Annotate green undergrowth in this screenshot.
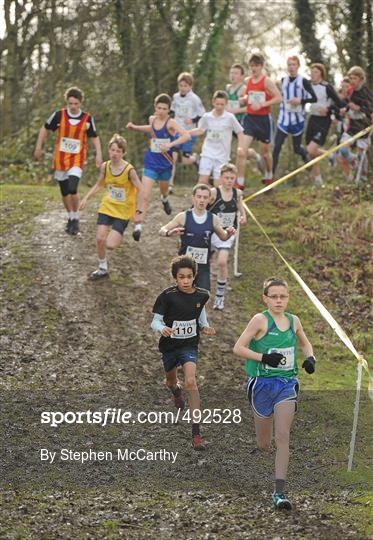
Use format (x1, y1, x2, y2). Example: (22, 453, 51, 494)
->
(233, 179, 372, 535)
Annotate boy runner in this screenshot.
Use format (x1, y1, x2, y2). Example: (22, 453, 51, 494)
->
(236, 53, 282, 189)
(34, 86, 102, 235)
(305, 63, 345, 186)
(207, 163, 247, 310)
(226, 64, 264, 179)
(272, 56, 317, 178)
(336, 66, 373, 183)
(79, 134, 143, 279)
(159, 184, 235, 291)
(169, 72, 205, 193)
(226, 63, 247, 124)
(189, 91, 245, 186)
(126, 93, 190, 231)
(151, 255, 215, 450)
(233, 277, 316, 510)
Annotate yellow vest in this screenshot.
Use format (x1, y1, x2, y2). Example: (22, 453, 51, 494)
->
(98, 161, 136, 220)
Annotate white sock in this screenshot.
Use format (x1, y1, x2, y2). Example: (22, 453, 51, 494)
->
(265, 170, 273, 179)
(161, 195, 168, 202)
(70, 211, 79, 220)
(98, 258, 108, 271)
(68, 211, 74, 220)
(134, 223, 142, 231)
(315, 174, 322, 183)
(237, 177, 244, 187)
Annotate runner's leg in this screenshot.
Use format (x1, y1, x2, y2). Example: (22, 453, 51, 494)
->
(254, 413, 273, 451)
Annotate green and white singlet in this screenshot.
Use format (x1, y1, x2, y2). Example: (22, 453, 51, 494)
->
(246, 310, 298, 379)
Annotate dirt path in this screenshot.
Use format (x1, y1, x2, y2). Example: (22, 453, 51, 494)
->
(0, 189, 366, 539)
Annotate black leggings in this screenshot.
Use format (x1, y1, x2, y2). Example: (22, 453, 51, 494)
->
(272, 130, 308, 174)
(58, 175, 80, 197)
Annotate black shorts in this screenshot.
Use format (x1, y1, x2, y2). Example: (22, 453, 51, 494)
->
(305, 115, 331, 146)
(243, 114, 273, 144)
(97, 213, 129, 235)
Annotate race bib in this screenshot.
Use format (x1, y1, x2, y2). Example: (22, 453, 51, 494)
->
(248, 91, 266, 105)
(218, 212, 236, 229)
(60, 137, 81, 154)
(186, 246, 208, 264)
(285, 102, 302, 113)
(177, 104, 191, 117)
(207, 129, 224, 142)
(108, 185, 126, 202)
(228, 99, 240, 109)
(266, 347, 295, 371)
(150, 138, 170, 153)
(171, 319, 197, 339)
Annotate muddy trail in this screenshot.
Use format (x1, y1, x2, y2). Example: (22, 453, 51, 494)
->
(0, 188, 370, 539)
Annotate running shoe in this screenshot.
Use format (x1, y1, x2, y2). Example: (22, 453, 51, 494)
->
(173, 384, 185, 410)
(192, 434, 206, 451)
(262, 178, 274, 187)
(314, 177, 325, 188)
(213, 296, 224, 310)
(162, 199, 172, 215)
(70, 219, 79, 235)
(65, 219, 73, 234)
(132, 229, 141, 241)
(272, 492, 292, 510)
(89, 268, 109, 281)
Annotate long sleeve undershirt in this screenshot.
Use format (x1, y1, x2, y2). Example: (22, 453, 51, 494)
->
(151, 306, 209, 333)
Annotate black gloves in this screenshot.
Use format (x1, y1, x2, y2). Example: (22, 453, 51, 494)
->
(262, 352, 285, 368)
(302, 356, 316, 374)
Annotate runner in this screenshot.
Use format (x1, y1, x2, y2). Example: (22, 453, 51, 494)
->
(305, 63, 346, 186)
(272, 56, 317, 177)
(34, 86, 102, 235)
(226, 64, 264, 178)
(151, 255, 216, 450)
(236, 53, 282, 189)
(207, 163, 246, 310)
(233, 277, 316, 510)
(169, 72, 205, 193)
(226, 63, 247, 124)
(336, 66, 373, 183)
(189, 91, 245, 186)
(79, 134, 143, 279)
(126, 93, 190, 227)
(159, 183, 235, 291)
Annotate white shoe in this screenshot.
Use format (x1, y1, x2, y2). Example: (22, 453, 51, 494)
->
(213, 296, 224, 310)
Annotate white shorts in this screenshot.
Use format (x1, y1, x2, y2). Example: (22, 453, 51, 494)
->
(54, 166, 83, 181)
(199, 156, 225, 180)
(340, 131, 370, 151)
(211, 232, 235, 250)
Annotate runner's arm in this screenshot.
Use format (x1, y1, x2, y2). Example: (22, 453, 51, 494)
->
(91, 136, 103, 168)
(264, 78, 282, 106)
(151, 313, 174, 337)
(233, 314, 267, 361)
(294, 316, 314, 357)
(79, 163, 106, 210)
(129, 168, 144, 224)
(237, 193, 247, 224)
(126, 122, 152, 133)
(34, 127, 48, 160)
(213, 214, 236, 240)
(301, 79, 317, 105)
(165, 119, 191, 147)
(159, 212, 186, 237)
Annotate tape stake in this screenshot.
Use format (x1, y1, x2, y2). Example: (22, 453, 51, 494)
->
(348, 362, 363, 471)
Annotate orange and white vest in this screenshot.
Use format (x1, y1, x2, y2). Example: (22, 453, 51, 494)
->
(53, 109, 89, 171)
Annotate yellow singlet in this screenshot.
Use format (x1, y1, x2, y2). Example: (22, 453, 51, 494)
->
(98, 161, 136, 220)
